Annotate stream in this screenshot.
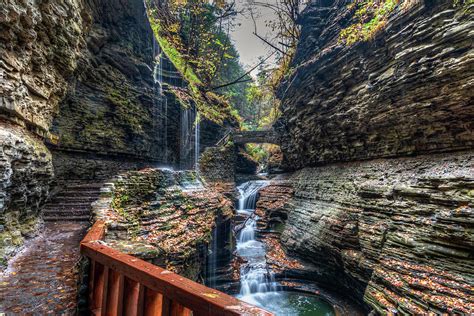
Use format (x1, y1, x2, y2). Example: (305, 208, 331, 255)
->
(234, 181, 335, 316)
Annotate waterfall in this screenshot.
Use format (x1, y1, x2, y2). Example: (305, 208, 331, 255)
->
(236, 181, 280, 305)
(207, 226, 218, 288)
(180, 104, 200, 170)
(152, 38, 168, 163)
(194, 111, 200, 172)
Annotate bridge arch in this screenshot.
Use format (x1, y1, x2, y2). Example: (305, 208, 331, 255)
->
(232, 130, 279, 145)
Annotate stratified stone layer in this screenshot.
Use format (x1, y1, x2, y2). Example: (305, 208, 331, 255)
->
(0, 0, 88, 133)
(0, 121, 52, 266)
(276, 151, 473, 314)
(93, 168, 234, 281)
(277, 2, 474, 169)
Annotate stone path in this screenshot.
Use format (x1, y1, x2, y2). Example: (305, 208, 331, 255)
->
(0, 222, 88, 315)
(0, 182, 103, 314)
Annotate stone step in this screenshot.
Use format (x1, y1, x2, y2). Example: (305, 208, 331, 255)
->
(64, 184, 103, 191)
(41, 181, 103, 222)
(43, 215, 90, 222)
(43, 203, 92, 210)
(48, 197, 98, 204)
(56, 190, 102, 197)
(43, 209, 90, 216)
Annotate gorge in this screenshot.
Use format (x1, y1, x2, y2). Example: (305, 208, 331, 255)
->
(0, 0, 473, 315)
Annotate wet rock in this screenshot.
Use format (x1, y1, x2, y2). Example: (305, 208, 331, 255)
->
(276, 2, 474, 169)
(269, 1, 474, 314)
(0, 0, 88, 132)
(273, 152, 473, 314)
(93, 168, 234, 281)
(0, 121, 52, 267)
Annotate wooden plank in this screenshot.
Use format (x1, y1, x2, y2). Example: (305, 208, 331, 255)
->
(101, 266, 110, 316)
(82, 220, 106, 243)
(143, 289, 162, 316)
(82, 242, 272, 315)
(91, 262, 106, 315)
(106, 270, 124, 316)
(137, 284, 145, 316)
(89, 260, 96, 311)
(161, 296, 171, 316)
(171, 302, 192, 316)
(123, 277, 141, 316)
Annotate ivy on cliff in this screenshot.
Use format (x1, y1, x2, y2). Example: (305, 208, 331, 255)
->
(145, 0, 248, 125)
(339, 0, 400, 45)
(340, 0, 473, 46)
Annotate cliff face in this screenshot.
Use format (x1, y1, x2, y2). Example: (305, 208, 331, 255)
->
(1, 0, 88, 134)
(49, 0, 187, 179)
(269, 0, 474, 314)
(0, 0, 89, 265)
(281, 152, 473, 314)
(0, 0, 201, 266)
(277, 1, 473, 169)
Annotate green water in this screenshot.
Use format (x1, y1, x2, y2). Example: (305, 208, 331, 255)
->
(238, 291, 335, 316)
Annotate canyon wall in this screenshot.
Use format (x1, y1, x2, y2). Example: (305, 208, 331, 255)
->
(276, 0, 473, 168)
(0, 0, 197, 266)
(49, 0, 186, 178)
(1, 0, 89, 265)
(270, 0, 474, 314)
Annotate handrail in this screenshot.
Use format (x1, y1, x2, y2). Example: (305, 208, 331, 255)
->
(81, 221, 273, 316)
(215, 129, 234, 147)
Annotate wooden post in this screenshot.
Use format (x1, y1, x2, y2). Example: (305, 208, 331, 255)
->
(105, 270, 124, 316)
(90, 262, 106, 314)
(123, 278, 141, 316)
(143, 289, 163, 316)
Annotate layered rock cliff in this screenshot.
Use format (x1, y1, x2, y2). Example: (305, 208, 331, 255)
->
(277, 0, 473, 168)
(0, 0, 228, 267)
(92, 168, 233, 280)
(267, 0, 474, 314)
(1, 0, 89, 265)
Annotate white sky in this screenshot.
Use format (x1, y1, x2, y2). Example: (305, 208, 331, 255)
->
(230, 1, 279, 77)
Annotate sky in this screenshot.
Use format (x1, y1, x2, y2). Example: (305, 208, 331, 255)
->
(230, 1, 279, 77)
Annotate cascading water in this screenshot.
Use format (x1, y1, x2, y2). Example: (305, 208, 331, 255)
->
(152, 39, 168, 163)
(235, 181, 336, 316)
(236, 181, 279, 302)
(194, 111, 200, 172)
(180, 104, 200, 170)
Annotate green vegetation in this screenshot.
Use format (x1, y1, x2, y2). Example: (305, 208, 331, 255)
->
(111, 190, 141, 238)
(339, 0, 400, 46)
(146, 0, 248, 125)
(149, 18, 202, 86)
(340, 0, 473, 46)
(106, 87, 149, 137)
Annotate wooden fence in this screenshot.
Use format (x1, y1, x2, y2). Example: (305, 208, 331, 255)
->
(81, 221, 273, 316)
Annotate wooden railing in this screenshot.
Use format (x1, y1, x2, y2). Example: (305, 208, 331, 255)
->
(81, 221, 273, 316)
(215, 128, 234, 147)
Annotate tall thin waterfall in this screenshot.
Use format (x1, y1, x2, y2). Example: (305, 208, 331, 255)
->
(236, 181, 279, 304)
(194, 111, 200, 171)
(152, 38, 168, 163)
(180, 104, 200, 170)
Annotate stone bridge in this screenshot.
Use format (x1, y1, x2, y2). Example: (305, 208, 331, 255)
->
(232, 130, 279, 145)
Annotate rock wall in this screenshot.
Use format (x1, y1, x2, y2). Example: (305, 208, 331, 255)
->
(0, 0, 199, 265)
(0, 0, 88, 266)
(92, 168, 234, 281)
(0, 121, 53, 266)
(49, 0, 186, 177)
(279, 152, 473, 314)
(277, 1, 473, 169)
(0, 0, 88, 134)
(269, 0, 474, 314)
